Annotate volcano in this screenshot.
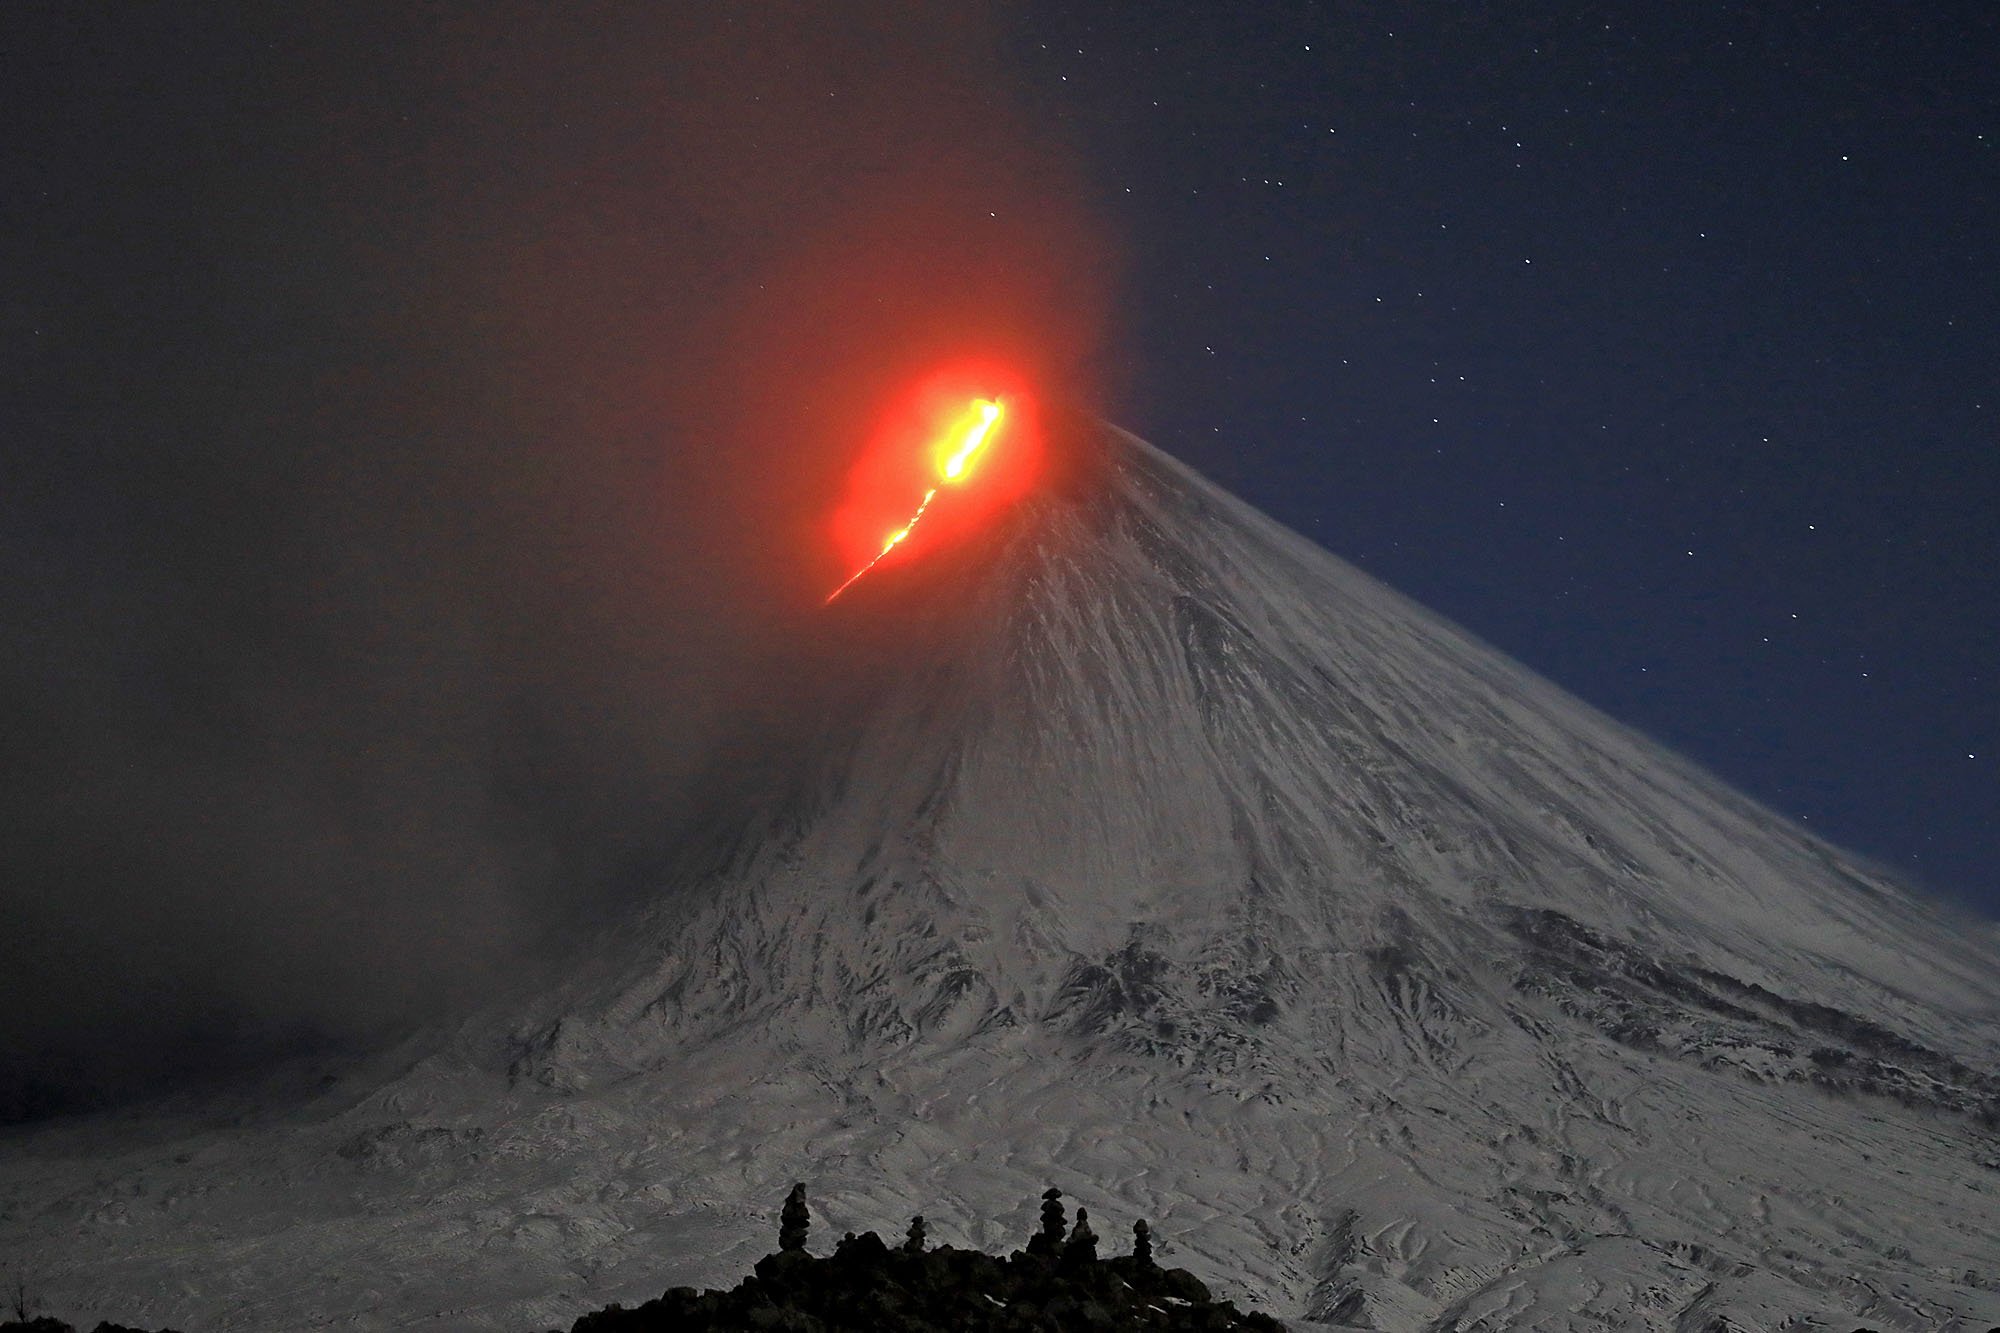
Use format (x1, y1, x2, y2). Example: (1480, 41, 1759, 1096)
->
(6, 418, 1999, 1331)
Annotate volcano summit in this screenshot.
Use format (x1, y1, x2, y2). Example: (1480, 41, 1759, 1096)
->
(5, 418, 1998, 1331)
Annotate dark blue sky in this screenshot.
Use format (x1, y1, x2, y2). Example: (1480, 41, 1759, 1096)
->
(1016, 4, 1997, 912)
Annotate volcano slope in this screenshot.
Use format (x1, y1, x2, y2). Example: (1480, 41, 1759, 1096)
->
(4, 419, 1998, 1332)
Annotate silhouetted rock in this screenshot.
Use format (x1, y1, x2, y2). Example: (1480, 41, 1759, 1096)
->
(1063, 1207, 1099, 1267)
(555, 1188, 1285, 1331)
(779, 1182, 811, 1252)
(1025, 1186, 1067, 1260)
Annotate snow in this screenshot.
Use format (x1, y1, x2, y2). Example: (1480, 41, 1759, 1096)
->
(3, 417, 1996, 1331)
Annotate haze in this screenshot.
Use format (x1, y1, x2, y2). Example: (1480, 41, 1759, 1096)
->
(2, 3, 1116, 1117)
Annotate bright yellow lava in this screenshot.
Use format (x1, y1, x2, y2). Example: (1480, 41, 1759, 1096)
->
(827, 398, 1006, 603)
(939, 398, 1004, 480)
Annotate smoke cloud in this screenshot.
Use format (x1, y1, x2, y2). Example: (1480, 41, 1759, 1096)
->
(1, 4, 1119, 1117)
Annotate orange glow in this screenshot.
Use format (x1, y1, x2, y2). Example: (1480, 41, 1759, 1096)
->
(826, 390, 1024, 602)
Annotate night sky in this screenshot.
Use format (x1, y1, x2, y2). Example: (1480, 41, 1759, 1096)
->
(1016, 4, 1997, 912)
(3, 3, 1994, 1113)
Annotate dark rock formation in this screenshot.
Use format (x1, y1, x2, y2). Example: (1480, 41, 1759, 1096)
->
(558, 1190, 1282, 1332)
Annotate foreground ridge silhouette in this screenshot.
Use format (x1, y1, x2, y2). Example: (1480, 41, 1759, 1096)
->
(3, 1183, 1992, 1333)
(0, 1312, 177, 1320)
(557, 1184, 1284, 1332)
(0, 1185, 1988, 1333)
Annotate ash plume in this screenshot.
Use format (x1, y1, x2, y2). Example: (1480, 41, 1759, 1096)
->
(0, 2, 1119, 1117)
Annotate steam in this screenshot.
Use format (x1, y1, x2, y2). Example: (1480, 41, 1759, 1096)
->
(1, 4, 1119, 1117)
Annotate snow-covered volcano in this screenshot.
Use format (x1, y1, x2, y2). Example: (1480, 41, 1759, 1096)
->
(6, 418, 1999, 1331)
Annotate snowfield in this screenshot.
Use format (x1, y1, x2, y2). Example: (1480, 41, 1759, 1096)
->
(4, 419, 1997, 1331)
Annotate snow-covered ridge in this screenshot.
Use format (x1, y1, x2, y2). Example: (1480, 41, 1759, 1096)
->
(3, 417, 1996, 1332)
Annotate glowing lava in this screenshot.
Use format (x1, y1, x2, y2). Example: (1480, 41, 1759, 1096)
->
(826, 397, 1006, 603)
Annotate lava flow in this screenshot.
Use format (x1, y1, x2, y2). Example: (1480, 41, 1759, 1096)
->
(826, 397, 1006, 603)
